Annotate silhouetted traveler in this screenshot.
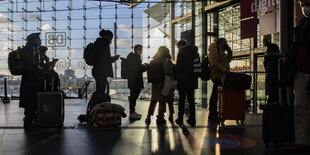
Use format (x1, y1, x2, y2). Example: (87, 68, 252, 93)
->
(175, 40, 199, 127)
(263, 39, 280, 104)
(145, 46, 173, 125)
(20, 33, 50, 128)
(208, 38, 232, 122)
(127, 44, 147, 120)
(282, 0, 310, 151)
(92, 30, 120, 98)
(38, 46, 60, 91)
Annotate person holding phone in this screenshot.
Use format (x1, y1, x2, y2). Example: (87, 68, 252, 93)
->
(207, 38, 233, 122)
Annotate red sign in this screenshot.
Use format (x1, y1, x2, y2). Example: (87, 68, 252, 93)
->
(241, 0, 256, 19)
(231, 66, 250, 72)
(241, 18, 258, 39)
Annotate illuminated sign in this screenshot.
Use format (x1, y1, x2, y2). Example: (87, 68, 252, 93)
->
(230, 66, 250, 72)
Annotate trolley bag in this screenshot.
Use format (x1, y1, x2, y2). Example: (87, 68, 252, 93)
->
(218, 86, 246, 125)
(36, 78, 64, 130)
(262, 62, 294, 147)
(221, 72, 252, 90)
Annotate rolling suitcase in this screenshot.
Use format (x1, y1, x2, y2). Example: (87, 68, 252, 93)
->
(36, 78, 64, 131)
(218, 86, 246, 125)
(262, 63, 295, 147)
(262, 98, 294, 147)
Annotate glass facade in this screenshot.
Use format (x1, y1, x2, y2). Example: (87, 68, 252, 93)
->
(0, 0, 296, 111)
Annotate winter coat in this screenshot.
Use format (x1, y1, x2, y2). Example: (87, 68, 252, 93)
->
(208, 43, 232, 80)
(175, 45, 199, 90)
(19, 42, 46, 108)
(127, 52, 146, 90)
(264, 44, 280, 95)
(151, 58, 173, 101)
(92, 38, 118, 78)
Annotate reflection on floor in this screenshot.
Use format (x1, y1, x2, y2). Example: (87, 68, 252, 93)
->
(0, 99, 308, 155)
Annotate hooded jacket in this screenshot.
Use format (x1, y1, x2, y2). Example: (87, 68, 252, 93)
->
(208, 43, 232, 80)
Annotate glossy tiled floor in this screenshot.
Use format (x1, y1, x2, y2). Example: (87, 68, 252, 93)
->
(0, 98, 308, 155)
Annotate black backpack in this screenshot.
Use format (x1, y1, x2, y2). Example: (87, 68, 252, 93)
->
(200, 56, 211, 81)
(193, 56, 202, 78)
(83, 43, 98, 66)
(8, 46, 26, 75)
(147, 60, 164, 83)
(121, 58, 129, 79)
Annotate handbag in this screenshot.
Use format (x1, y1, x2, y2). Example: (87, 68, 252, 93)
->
(162, 59, 175, 96)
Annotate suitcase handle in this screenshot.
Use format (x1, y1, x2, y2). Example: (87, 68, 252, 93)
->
(44, 76, 54, 92)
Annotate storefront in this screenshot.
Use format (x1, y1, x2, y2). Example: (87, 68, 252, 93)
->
(171, 0, 302, 112)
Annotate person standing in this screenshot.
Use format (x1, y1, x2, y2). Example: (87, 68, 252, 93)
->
(92, 30, 120, 99)
(283, 0, 310, 151)
(20, 33, 50, 128)
(145, 46, 173, 125)
(208, 38, 232, 122)
(127, 44, 147, 120)
(175, 40, 200, 127)
(263, 39, 281, 104)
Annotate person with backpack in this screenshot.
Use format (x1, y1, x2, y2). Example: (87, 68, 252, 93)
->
(208, 38, 233, 122)
(92, 29, 120, 98)
(174, 40, 200, 127)
(145, 46, 173, 125)
(126, 44, 147, 120)
(19, 33, 51, 128)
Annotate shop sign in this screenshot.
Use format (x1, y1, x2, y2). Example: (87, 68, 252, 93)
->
(250, 0, 280, 14)
(230, 66, 250, 72)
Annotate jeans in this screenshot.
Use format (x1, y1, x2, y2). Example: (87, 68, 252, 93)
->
(177, 89, 195, 122)
(129, 88, 141, 114)
(209, 79, 222, 116)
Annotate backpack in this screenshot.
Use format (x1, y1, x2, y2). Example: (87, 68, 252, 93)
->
(83, 42, 98, 66)
(8, 46, 26, 75)
(200, 56, 211, 81)
(147, 60, 164, 83)
(193, 54, 202, 78)
(121, 58, 129, 79)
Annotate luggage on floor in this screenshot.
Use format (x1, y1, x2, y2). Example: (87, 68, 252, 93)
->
(88, 102, 126, 127)
(262, 102, 294, 146)
(221, 72, 252, 90)
(93, 112, 122, 127)
(218, 86, 246, 125)
(36, 79, 64, 130)
(262, 62, 295, 147)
